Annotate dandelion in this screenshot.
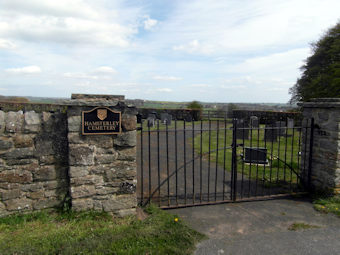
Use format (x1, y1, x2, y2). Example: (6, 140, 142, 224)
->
(174, 217, 179, 222)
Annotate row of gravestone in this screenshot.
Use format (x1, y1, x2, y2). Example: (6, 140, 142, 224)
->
(248, 116, 294, 129)
(141, 112, 194, 127)
(236, 118, 295, 141)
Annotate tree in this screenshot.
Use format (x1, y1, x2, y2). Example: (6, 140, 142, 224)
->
(187, 100, 203, 110)
(289, 22, 340, 103)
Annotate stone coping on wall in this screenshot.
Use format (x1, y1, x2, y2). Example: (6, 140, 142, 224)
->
(0, 100, 136, 112)
(298, 98, 340, 108)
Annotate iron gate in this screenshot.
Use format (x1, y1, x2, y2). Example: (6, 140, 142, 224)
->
(137, 115, 314, 208)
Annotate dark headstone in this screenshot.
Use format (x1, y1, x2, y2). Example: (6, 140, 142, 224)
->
(185, 115, 192, 122)
(264, 126, 277, 142)
(137, 114, 142, 124)
(243, 147, 268, 164)
(287, 118, 294, 129)
(236, 119, 249, 140)
(250, 116, 259, 128)
(276, 121, 286, 136)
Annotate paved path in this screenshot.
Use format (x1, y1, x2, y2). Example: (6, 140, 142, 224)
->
(170, 197, 340, 255)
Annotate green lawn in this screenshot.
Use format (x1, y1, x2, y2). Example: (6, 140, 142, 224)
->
(193, 123, 302, 187)
(0, 206, 204, 255)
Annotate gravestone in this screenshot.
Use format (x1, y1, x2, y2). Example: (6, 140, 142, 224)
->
(147, 113, 156, 120)
(243, 147, 268, 164)
(147, 117, 155, 127)
(287, 118, 294, 129)
(276, 121, 286, 136)
(250, 116, 259, 128)
(185, 114, 192, 122)
(236, 119, 249, 140)
(264, 125, 277, 142)
(165, 114, 172, 125)
(137, 113, 142, 124)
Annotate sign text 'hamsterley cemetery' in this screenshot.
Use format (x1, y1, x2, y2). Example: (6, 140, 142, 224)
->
(82, 107, 121, 135)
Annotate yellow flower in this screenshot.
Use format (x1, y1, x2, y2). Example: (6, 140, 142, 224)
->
(174, 218, 179, 222)
(336, 208, 338, 210)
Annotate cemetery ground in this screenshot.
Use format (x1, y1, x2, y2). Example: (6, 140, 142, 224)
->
(137, 120, 302, 207)
(192, 122, 301, 188)
(0, 205, 204, 255)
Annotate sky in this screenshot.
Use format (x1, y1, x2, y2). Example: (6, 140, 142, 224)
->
(0, 0, 339, 103)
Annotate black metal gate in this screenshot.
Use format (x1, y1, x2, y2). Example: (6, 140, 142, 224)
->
(137, 115, 314, 208)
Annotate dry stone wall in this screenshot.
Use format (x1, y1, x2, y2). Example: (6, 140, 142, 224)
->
(0, 95, 138, 217)
(0, 109, 68, 217)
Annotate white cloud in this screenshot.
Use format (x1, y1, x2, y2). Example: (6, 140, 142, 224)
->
(190, 84, 211, 88)
(0, 0, 138, 47)
(63, 72, 98, 79)
(144, 16, 158, 30)
(5, 65, 41, 74)
(0, 38, 15, 49)
(94, 66, 118, 74)
(152, 75, 182, 81)
(156, 88, 173, 92)
(173, 40, 214, 55)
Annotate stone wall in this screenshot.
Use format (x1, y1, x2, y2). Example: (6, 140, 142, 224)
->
(0, 95, 138, 217)
(0, 108, 69, 217)
(300, 98, 340, 194)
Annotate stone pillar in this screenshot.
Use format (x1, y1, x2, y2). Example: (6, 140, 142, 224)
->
(66, 96, 138, 216)
(300, 98, 340, 194)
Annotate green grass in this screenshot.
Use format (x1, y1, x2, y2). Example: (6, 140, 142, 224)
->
(0, 206, 205, 255)
(313, 195, 340, 217)
(193, 124, 302, 187)
(288, 222, 320, 231)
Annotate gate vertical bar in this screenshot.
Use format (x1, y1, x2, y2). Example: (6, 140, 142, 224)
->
(184, 120, 187, 204)
(175, 119, 178, 205)
(307, 118, 315, 190)
(166, 122, 170, 206)
(140, 122, 144, 205)
(192, 121, 195, 203)
(157, 120, 161, 206)
(215, 120, 219, 201)
(222, 118, 227, 200)
(208, 119, 211, 202)
(148, 123, 151, 200)
(232, 118, 238, 201)
(200, 120, 203, 203)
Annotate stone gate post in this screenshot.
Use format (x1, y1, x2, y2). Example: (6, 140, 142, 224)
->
(66, 94, 138, 216)
(300, 98, 340, 194)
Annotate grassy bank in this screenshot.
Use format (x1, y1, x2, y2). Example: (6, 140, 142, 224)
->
(313, 195, 340, 217)
(0, 206, 204, 255)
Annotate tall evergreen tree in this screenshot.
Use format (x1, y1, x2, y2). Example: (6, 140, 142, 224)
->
(289, 22, 340, 103)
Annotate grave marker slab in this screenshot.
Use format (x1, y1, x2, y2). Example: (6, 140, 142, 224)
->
(243, 147, 268, 164)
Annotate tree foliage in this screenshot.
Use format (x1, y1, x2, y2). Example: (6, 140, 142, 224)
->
(187, 100, 203, 110)
(289, 22, 340, 103)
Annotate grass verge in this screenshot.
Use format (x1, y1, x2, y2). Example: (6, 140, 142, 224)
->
(0, 205, 205, 255)
(313, 195, 340, 217)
